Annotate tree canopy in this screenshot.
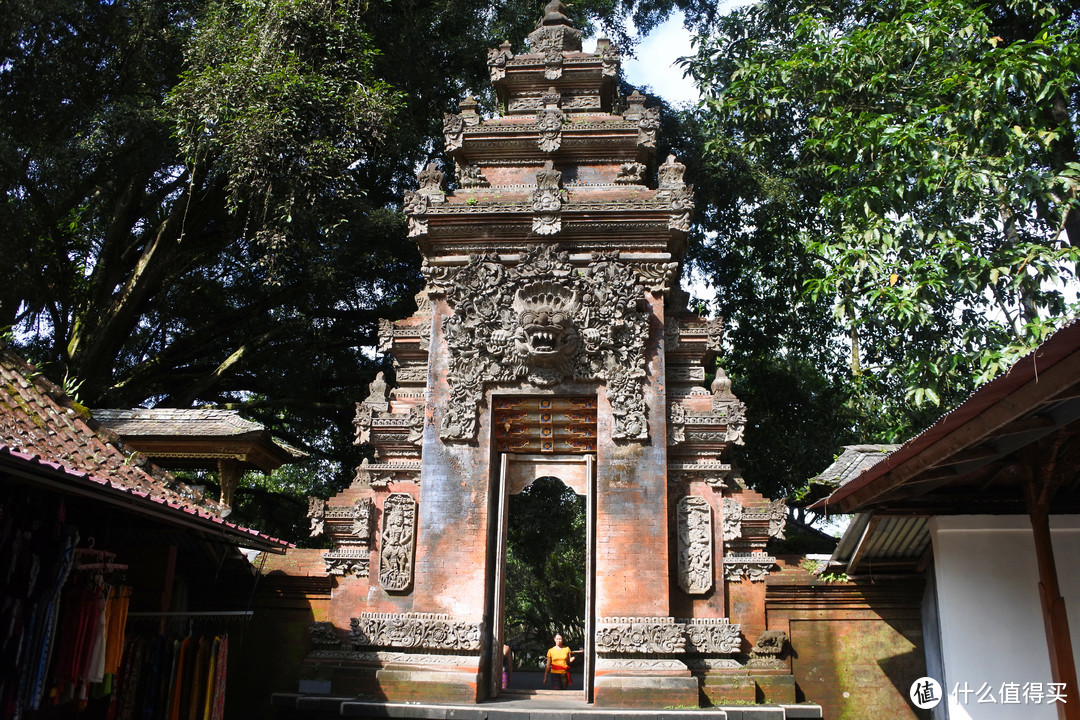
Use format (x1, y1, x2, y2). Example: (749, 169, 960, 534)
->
(687, 0, 1080, 433)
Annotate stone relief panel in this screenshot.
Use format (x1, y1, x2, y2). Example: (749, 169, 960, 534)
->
(486, 42, 512, 81)
(424, 244, 652, 442)
(351, 498, 374, 542)
(323, 547, 370, 577)
(683, 618, 742, 654)
(676, 496, 713, 595)
(309, 621, 342, 648)
(350, 612, 482, 652)
(595, 617, 742, 655)
(379, 493, 417, 592)
(723, 553, 776, 582)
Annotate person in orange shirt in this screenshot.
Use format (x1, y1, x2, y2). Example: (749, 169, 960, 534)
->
(544, 634, 575, 690)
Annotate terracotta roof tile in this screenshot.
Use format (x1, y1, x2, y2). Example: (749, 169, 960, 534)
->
(0, 349, 290, 549)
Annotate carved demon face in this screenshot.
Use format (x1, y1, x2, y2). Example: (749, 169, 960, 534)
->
(511, 281, 580, 364)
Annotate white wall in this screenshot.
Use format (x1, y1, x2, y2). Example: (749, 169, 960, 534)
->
(930, 515, 1080, 720)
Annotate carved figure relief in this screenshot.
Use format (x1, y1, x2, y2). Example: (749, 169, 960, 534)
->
(531, 161, 566, 235)
(457, 163, 489, 188)
(668, 402, 686, 445)
(307, 496, 326, 537)
(406, 404, 425, 445)
(417, 162, 446, 200)
(379, 493, 417, 592)
(725, 400, 747, 445)
(722, 497, 743, 542)
(309, 622, 341, 648)
(677, 496, 713, 595)
(614, 161, 646, 185)
(443, 112, 465, 152)
(600, 41, 619, 77)
(403, 190, 429, 237)
(637, 106, 660, 148)
(767, 498, 787, 539)
(352, 498, 374, 541)
(427, 244, 651, 442)
(486, 42, 512, 81)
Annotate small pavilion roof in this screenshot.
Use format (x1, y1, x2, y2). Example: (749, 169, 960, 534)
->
(94, 407, 306, 472)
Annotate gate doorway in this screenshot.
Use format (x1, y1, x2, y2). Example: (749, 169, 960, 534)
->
(488, 397, 597, 702)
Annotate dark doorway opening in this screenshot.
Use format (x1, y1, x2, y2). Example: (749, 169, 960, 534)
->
(502, 476, 586, 695)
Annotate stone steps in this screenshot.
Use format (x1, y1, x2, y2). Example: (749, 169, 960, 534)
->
(271, 693, 823, 720)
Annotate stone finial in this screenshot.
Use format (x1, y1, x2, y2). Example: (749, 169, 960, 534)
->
(624, 90, 646, 121)
(540, 0, 573, 27)
(528, 0, 582, 52)
(659, 154, 687, 189)
(458, 95, 480, 126)
(364, 371, 390, 405)
(712, 366, 734, 397)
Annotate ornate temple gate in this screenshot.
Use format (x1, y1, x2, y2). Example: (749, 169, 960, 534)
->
(302, 1, 792, 708)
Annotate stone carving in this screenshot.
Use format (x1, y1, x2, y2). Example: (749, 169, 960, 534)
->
(406, 404, 425, 445)
(536, 98, 564, 153)
(543, 44, 563, 79)
(595, 617, 742, 655)
(637, 106, 660, 148)
(614, 161, 646, 185)
(487, 42, 512, 81)
(353, 403, 373, 445)
(457, 163, 489, 188)
(623, 90, 646, 122)
(363, 372, 390, 406)
(767, 498, 787, 539)
(707, 317, 725, 352)
(658, 154, 686, 189)
(711, 366, 733, 397)
(458, 96, 480, 126)
(395, 366, 428, 384)
(595, 658, 689, 671)
(443, 112, 465, 152)
(595, 617, 686, 654)
(636, 262, 679, 296)
(683, 618, 742, 654)
(403, 190, 429, 237)
(429, 244, 651, 442)
(378, 318, 395, 354)
(531, 161, 566, 234)
(598, 36, 619, 76)
(725, 400, 747, 445)
(379, 493, 417, 592)
(307, 496, 326, 537)
(309, 622, 341, 647)
(677, 496, 713, 595)
(350, 612, 482, 652)
(748, 630, 788, 668)
(417, 162, 446, 201)
(668, 402, 686, 445)
(352, 498, 374, 541)
(722, 497, 743, 542)
(527, 0, 582, 53)
(723, 554, 776, 582)
(668, 186, 694, 232)
(323, 547, 370, 577)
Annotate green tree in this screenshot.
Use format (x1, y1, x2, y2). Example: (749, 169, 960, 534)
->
(504, 477, 586, 665)
(687, 0, 1080, 422)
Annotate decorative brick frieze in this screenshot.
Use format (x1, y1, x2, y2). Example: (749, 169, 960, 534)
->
(350, 612, 483, 652)
(595, 617, 742, 655)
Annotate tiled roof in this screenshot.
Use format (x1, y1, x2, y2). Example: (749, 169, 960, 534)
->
(0, 348, 290, 551)
(94, 408, 267, 437)
(812, 444, 899, 488)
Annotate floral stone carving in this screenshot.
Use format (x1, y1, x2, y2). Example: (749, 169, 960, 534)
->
(722, 497, 743, 542)
(595, 617, 686, 654)
(323, 547, 370, 577)
(379, 493, 417, 592)
(684, 618, 741, 654)
(677, 496, 713, 595)
(307, 496, 325, 537)
(426, 244, 651, 442)
(487, 42, 512, 81)
(350, 612, 482, 652)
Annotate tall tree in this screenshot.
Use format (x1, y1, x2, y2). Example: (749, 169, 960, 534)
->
(687, 0, 1080, 424)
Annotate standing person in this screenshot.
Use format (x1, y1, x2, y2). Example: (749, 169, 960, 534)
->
(501, 644, 514, 690)
(544, 634, 574, 690)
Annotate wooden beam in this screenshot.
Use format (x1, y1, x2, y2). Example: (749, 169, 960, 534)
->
(845, 515, 880, 575)
(834, 348, 1080, 511)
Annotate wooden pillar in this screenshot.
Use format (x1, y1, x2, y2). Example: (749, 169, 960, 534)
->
(218, 458, 241, 509)
(1028, 506, 1079, 720)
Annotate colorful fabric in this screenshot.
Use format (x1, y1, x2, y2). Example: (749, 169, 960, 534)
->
(546, 645, 571, 673)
